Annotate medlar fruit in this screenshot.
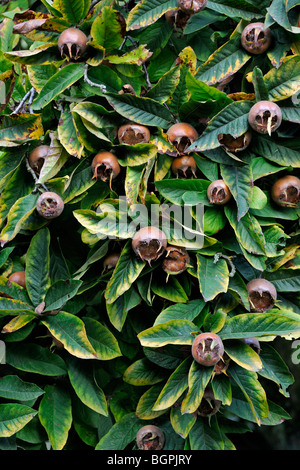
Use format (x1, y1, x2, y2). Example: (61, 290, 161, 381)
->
(192, 332, 225, 367)
(162, 246, 190, 275)
(136, 425, 165, 450)
(28, 145, 50, 174)
(8, 271, 26, 288)
(177, 0, 208, 13)
(118, 123, 150, 145)
(171, 156, 197, 178)
(103, 253, 120, 272)
(246, 278, 277, 313)
(198, 389, 222, 417)
(167, 122, 198, 155)
(248, 101, 282, 135)
(58, 28, 88, 61)
(91, 152, 121, 185)
(218, 130, 252, 153)
(165, 9, 190, 30)
(242, 337, 261, 355)
(271, 175, 300, 207)
(132, 227, 167, 264)
(36, 192, 64, 220)
(207, 180, 232, 205)
(241, 22, 272, 55)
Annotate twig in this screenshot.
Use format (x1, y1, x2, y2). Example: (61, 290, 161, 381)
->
(12, 87, 35, 114)
(214, 253, 236, 277)
(25, 158, 49, 193)
(83, 64, 107, 92)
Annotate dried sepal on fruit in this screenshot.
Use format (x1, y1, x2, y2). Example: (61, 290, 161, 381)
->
(91, 152, 121, 188)
(247, 278, 277, 313)
(118, 123, 150, 145)
(248, 101, 282, 135)
(218, 130, 252, 153)
(271, 175, 300, 207)
(132, 227, 167, 265)
(241, 22, 272, 55)
(192, 332, 225, 367)
(28, 145, 50, 174)
(36, 192, 64, 220)
(207, 180, 232, 205)
(167, 122, 198, 155)
(8, 271, 26, 288)
(198, 389, 222, 417)
(58, 28, 88, 61)
(177, 0, 208, 13)
(136, 425, 165, 450)
(171, 156, 197, 178)
(162, 246, 190, 275)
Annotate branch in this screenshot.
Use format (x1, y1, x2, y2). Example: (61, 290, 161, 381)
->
(214, 253, 236, 278)
(83, 64, 107, 92)
(12, 87, 35, 114)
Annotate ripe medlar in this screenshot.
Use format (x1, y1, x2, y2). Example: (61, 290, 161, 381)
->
(162, 246, 190, 275)
(241, 22, 272, 55)
(198, 389, 222, 418)
(271, 175, 300, 207)
(103, 253, 120, 272)
(207, 180, 232, 205)
(242, 337, 261, 355)
(192, 332, 225, 367)
(167, 122, 198, 155)
(136, 425, 165, 450)
(58, 28, 88, 61)
(246, 278, 277, 313)
(8, 271, 26, 288)
(28, 145, 50, 174)
(218, 130, 252, 153)
(36, 192, 64, 220)
(171, 156, 197, 178)
(118, 123, 150, 145)
(132, 227, 167, 264)
(91, 152, 121, 185)
(177, 0, 208, 13)
(165, 9, 190, 30)
(248, 101, 282, 135)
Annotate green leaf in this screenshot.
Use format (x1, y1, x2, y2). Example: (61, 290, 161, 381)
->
(251, 134, 300, 168)
(152, 358, 191, 411)
(151, 275, 189, 303)
(58, 0, 89, 24)
(31, 63, 85, 110)
(154, 298, 206, 325)
(39, 384, 72, 450)
(155, 178, 210, 206)
(44, 279, 82, 312)
(6, 343, 67, 376)
(105, 92, 174, 128)
(0, 375, 44, 401)
(181, 361, 214, 414)
(219, 312, 300, 340)
(264, 55, 300, 102)
(82, 316, 122, 360)
(105, 240, 145, 304)
(106, 286, 142, 332)
(189, 415, 224, 450)
(37, 131, 69, 185)
(221, 164, 254, 220)
(259, 343, 294, 397)
(25, 228, 51, 307)
(106, 45, 153, 66)
(123, 358, 166, 386)
(127, 0, 178, 30)
(95, 412, 143, 450)
(136, 384, 167, 420)
(67, 357, 108, 416)
(265, 269, 300, 292)
(170, 406, 197, 439)
(41, 311, 99, 359)
(146, 66, 181, 104)
(252, 66, 269, 101)
(0, 404, 38, 438)
(187, 100, 253, 152)
(224, 339, 263, 371)
(90, 7, 124, 52)
(196, 254, 229, 302)
(138, 319, 198, 348)
(206, 0, 264, 20)
(57, 108, 84, 158)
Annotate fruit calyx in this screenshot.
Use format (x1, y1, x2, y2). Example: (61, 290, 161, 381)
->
(132, 227, 167, 265)
(207, 179, 232, 205)
(58, 28, 88, 61)
(118, 122, 150, 145)
(28, 145, 50, 174)
(162, 246, 190, 275)
(36, 192, 64, 220)
(171, 156, 197, 178)
(167, 122, 198, 155)
(136, 425, 165, 450)
(271, 175, 300, 207)
(91, 152, 121, 187)
(192, 332, 225, 367)
(248, 101, 282, 135)
(246, 278, 277, 312)
(241, 22, 272, 55)
(217, 130, 252, 153)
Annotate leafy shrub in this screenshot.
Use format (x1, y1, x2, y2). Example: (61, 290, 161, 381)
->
(0, 0, 300, 451)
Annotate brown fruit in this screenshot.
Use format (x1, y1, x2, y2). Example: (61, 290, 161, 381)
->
(241, 22, 272, 55)
(136, 425, 165, 450)
(271, 175, 300, 207)
(103, 253, 120, 272)
(198, 389, 222, 417)
(218, 130, 252, 153)
(8, 271, 26, 288)
(28, 145, 50, 174)
(165, 9, 190, 30)
(162, 246, 190, 275)
(58, 28, 88, 61)
(171, 156, 197, 178)
(207, 179, 231, 205)
(167, 122, 198, 155)
(118, 123, 150, 145)
(91, 152, 121, 185)
(177, 0, 208, 13)
(242, 337, 261, 355)
(132, 227, 167, 264)
(192, 332, 225, 367)
(247, 278, 277, 313)
(36, 192, 64, 220)
(248, 101, 282, 135)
